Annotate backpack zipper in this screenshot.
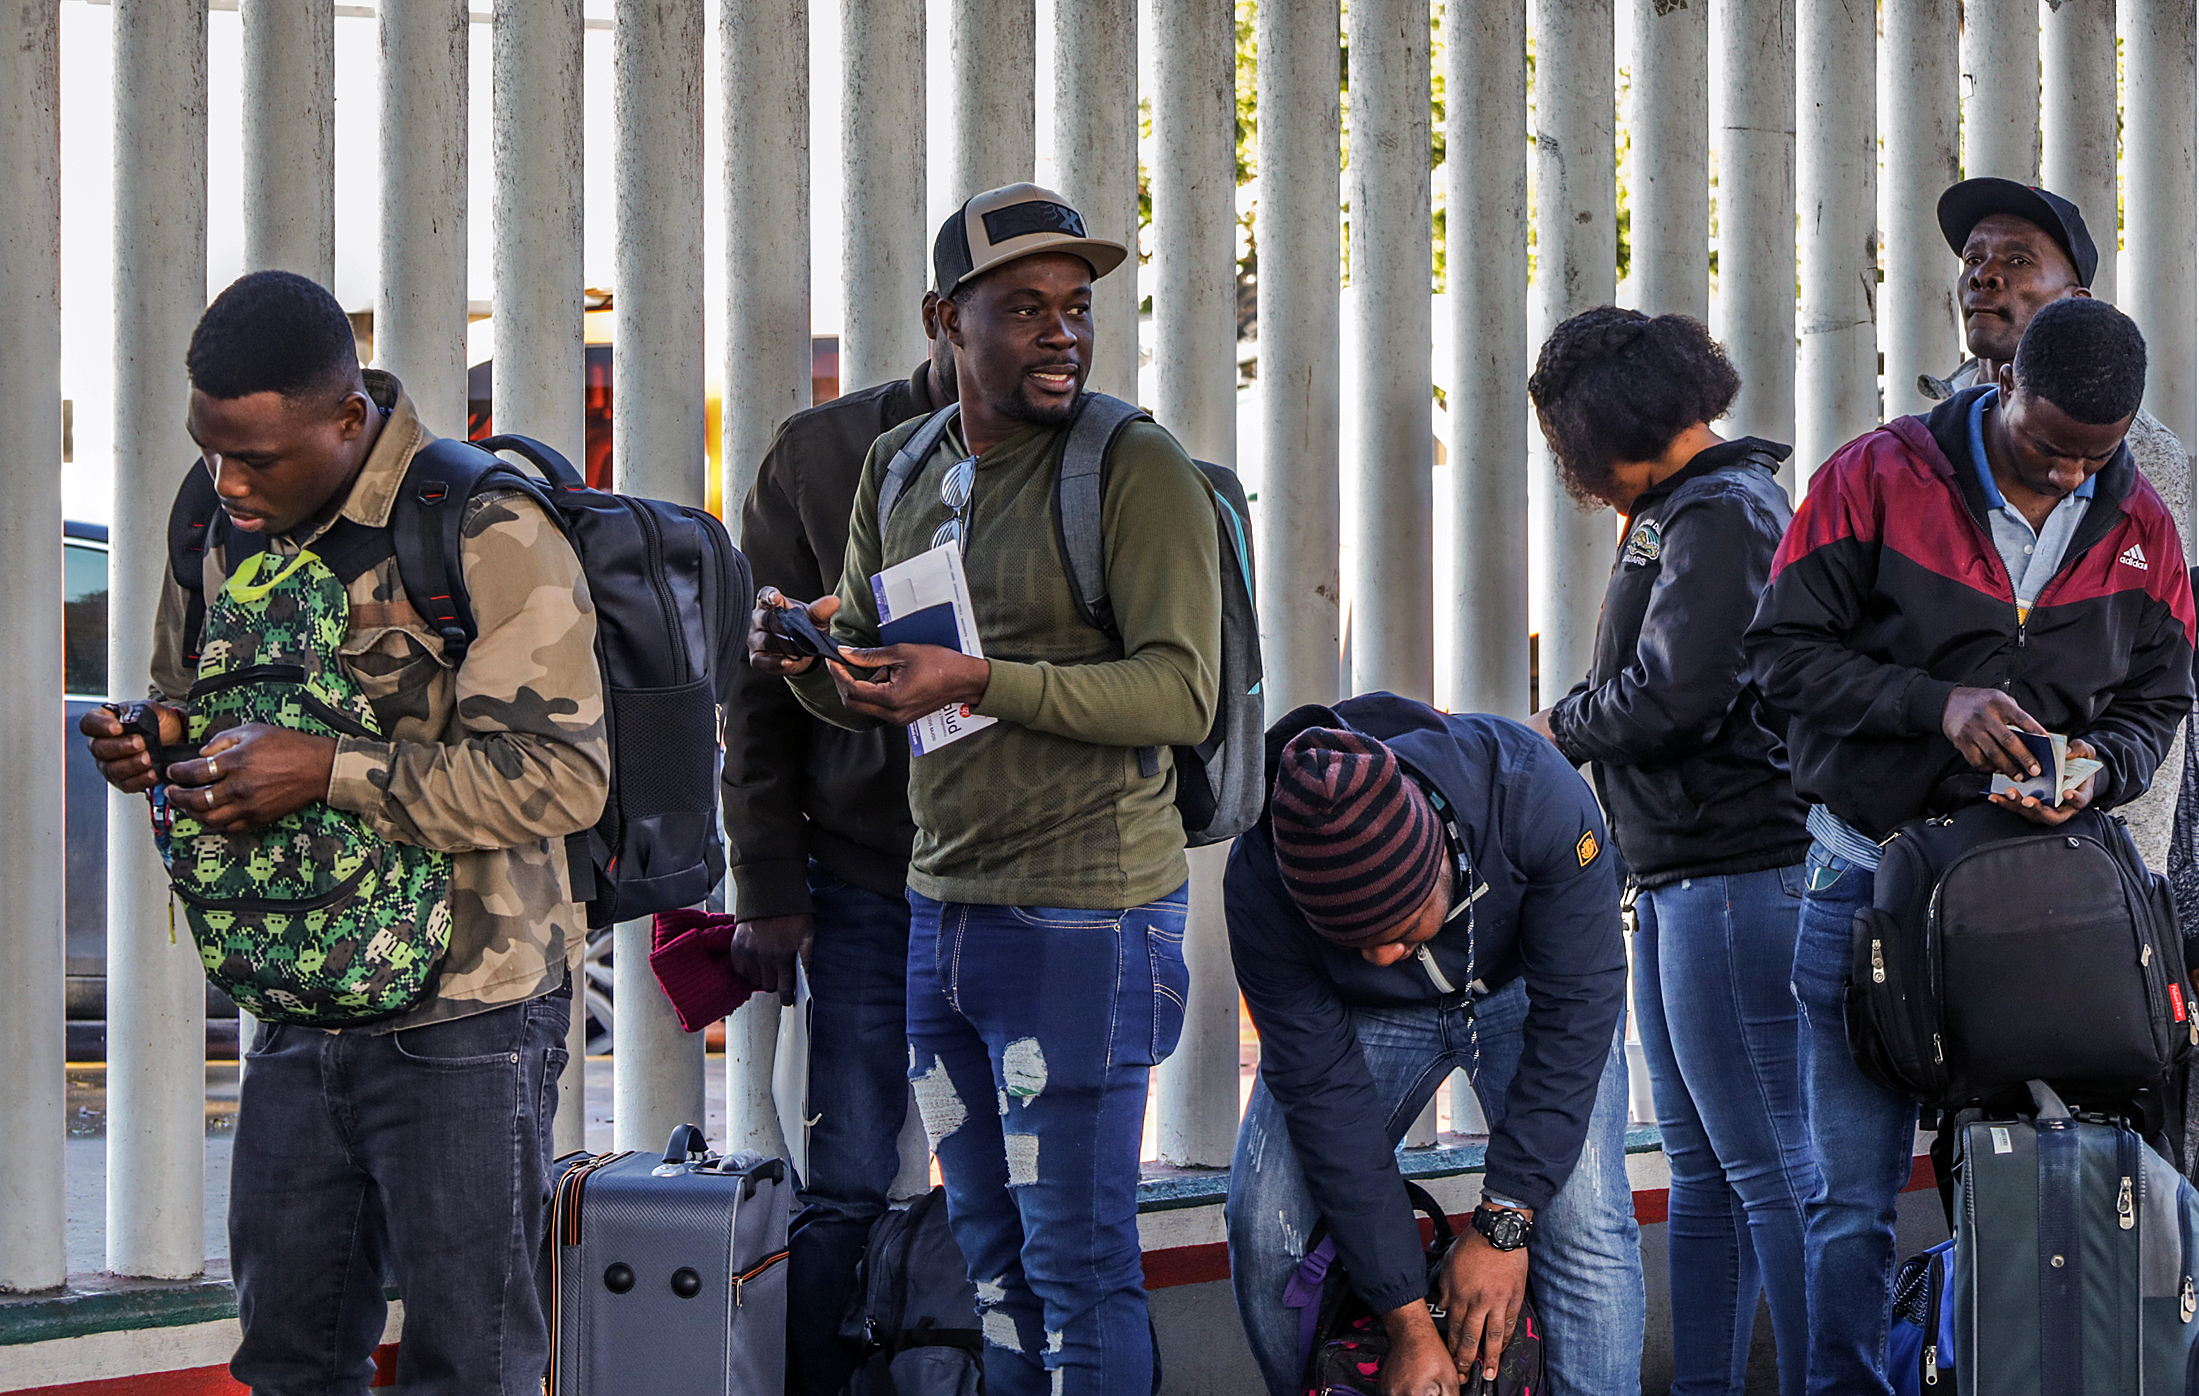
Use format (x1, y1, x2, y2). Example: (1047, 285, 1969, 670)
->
(2120, 1175, 2136, 1230)
(2184, 1276, 2196, 1323)
(625, 499, 691, 682)
(1871, 939, 1886, 984)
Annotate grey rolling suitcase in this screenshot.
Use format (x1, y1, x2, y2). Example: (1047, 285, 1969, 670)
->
(549, 1124, 791, 1395)
(1952, 1080, 2199, 1394)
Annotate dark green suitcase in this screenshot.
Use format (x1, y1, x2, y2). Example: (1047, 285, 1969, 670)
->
(1953, 1081, 2199, 1394)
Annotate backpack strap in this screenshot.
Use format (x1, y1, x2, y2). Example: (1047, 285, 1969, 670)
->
(1053, 392, 1151, 638)
(876, 404, 963, 538)
(391, 436, 563, 666)
(167, 462, 275, 670)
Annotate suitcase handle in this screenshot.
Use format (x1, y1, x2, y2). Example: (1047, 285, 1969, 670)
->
(659, 1123, 711, 1171)
(2028, 1079, 2073, 1123)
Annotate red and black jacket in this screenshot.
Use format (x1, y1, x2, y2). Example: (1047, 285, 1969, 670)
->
(1745, 385, 2197, 841)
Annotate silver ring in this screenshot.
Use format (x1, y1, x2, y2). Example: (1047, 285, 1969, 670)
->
(206, 756, 219, 779)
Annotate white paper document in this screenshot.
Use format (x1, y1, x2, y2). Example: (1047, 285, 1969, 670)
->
(871, 542, 995, 755)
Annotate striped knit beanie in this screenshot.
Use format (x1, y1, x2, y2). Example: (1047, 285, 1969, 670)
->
(1270, 728, 1444, 947)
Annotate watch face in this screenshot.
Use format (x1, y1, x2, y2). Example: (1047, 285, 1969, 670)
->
(1475, 1206, 1530, 1251)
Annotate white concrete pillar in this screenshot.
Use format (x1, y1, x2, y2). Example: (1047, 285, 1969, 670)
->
(1052, 0, 1140, 404)
(2124, 0, 2198, 451)
(944, 0, 1035, 210)
(840, 0, 926, 396)
(1254, 0, 1340, 719)
(1347, 0, 1432, 704)
(1626, 0, 1707, 320)
(110, 0, 208, 1280)
(0, 0, 66, 1295)
(724, 994, 790, 1160)
(610, 0, 709, 1150)
(492, 0, 586, 1153)
(1880, 0, 1960, 419)
(1149, 0, 1239, 1169)
(1795, 0, 1877, 480)
(723, 0, 811, 515)
(1529, 0, 1615, 705)
(376, 0, 469, 433)
(2040, 0, 2117, 303)
(1960, 0, 2039, 181)
(1446, 0, 1529, 719)
(1712, 0, 1794, 469)
(240, 0, 335, 286)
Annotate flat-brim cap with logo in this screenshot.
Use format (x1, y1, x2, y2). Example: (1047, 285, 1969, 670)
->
(933, 183, 1129, 297)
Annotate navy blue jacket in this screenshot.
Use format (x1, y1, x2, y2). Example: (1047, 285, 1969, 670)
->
(1225, 694, 1628, 1316)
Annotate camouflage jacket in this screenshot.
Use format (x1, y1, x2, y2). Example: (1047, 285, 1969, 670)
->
(149, 371, 610, 1030)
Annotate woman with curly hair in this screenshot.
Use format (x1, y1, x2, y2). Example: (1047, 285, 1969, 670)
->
(1524, 307, 1817, 1396)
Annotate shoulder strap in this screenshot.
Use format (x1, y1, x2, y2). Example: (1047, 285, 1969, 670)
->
(1054, 392, 1152, 636)
(876, 404, 962, 539)
(391, 436, 561, 666)
(166, 462, 276, 669)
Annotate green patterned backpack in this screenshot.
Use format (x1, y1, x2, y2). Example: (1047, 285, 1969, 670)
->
(160, 547, 452, 1026)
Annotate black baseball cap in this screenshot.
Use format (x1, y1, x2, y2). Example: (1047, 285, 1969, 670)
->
(1938, 177, 2098, 287)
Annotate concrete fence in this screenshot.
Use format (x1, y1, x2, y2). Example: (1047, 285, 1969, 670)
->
(1, 0, 2192, 1292)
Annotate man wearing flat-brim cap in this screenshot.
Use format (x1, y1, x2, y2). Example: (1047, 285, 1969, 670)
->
(751, 183, 1225, 1396)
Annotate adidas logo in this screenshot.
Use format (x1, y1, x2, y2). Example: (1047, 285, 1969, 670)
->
(2120, 543, 2150, 572)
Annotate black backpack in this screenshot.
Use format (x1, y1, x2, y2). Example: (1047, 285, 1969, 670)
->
(166, 433, 751, 929)
(1846, 801, 2196, 1110)
(837, 1187, 981, 1396)
(876, 392, 1264, 847)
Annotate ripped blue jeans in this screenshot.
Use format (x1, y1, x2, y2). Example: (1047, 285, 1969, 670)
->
(905, 885, 1189, 1396)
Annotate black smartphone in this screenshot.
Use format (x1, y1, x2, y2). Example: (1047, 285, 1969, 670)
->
(765, 605, 878, 682)
(766, 603, 843, 665)
(109, 701, 204, 782)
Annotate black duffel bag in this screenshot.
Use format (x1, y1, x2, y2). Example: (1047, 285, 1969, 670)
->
(1847, 801, 2196, 1110)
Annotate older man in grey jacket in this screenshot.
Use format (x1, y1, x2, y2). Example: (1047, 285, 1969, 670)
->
(1920, 177, 2194, 869)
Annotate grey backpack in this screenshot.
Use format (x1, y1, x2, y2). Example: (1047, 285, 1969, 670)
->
(877, 392, 1264, 846)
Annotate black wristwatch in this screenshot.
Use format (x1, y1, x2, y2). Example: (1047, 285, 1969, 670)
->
(1471, 1204, 1534, 1252)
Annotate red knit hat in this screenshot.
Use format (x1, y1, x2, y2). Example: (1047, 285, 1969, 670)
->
(1270, 728, 1444, 947)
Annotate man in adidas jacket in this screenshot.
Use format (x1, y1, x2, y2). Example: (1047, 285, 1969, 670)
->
(1745, 297, 2194, 1395)
(750, 184, 1221, 1396)
(82, 272, 608, 1395)
(1222, 697, 1640, 1396)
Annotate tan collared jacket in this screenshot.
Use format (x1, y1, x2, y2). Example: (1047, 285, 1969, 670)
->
(149, 371, 609, 1029)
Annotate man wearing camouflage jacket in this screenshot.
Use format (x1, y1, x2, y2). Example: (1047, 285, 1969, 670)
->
(82, 272, 608, 1396)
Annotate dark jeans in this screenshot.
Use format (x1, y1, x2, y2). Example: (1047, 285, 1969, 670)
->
(905, 884, 1190, 1396)
(1788, 842, 1915, 1396)
(1634, 864, 1817, 1396)
(789, 864, 915, 1396)
(227, 987, 570, 1396)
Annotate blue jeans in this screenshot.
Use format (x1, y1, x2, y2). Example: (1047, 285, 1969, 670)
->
(227, 986, 570, 1396)
(905, 885, 1189, 1396)
(1635, 864, 1817, 1396)
(1789, 841, 1915, 1396)
(789, 865, 914, 1396)
(1226, 979, 1645, 1396)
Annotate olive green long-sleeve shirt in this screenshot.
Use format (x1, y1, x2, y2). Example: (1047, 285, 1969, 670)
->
(793, 411, 1221, 909)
